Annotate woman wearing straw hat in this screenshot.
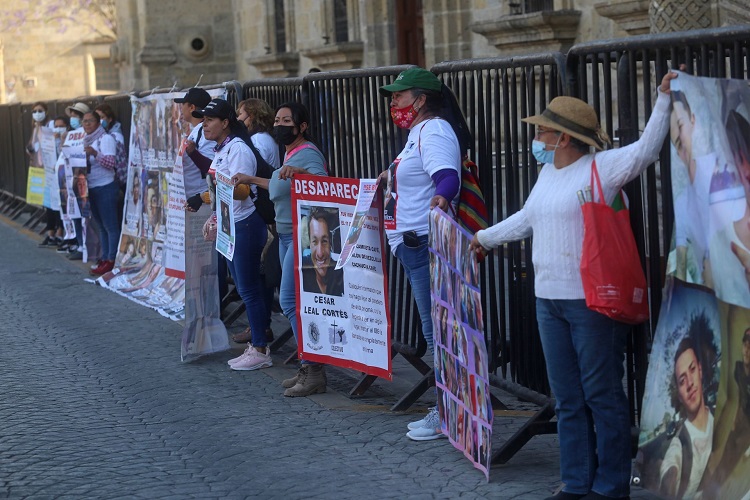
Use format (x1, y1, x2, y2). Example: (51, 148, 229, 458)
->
(469, 71, 679, 500)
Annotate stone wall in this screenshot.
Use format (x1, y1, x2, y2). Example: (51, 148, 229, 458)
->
(0, 0, 112, 103)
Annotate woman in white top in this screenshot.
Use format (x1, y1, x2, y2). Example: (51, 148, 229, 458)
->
(193, 98, 272, 372)
(82, 111, 120, 276)
(469, 71, 679, 500)
(230, 98, 282, 346)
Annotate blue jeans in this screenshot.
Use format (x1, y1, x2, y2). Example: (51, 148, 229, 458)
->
(279, 232, 317, 365)
(395, 236, 433, 354)
(226, 212, 268, 347)
(88, 181, 121, 261)
(536, 298, 631, 497)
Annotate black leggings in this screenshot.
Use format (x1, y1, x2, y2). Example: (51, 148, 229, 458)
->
(44, 208, 61, 232)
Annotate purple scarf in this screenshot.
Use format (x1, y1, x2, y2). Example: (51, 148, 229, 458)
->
(83, 124, 106, 148)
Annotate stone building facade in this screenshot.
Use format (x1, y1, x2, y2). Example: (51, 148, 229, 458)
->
(0, 0, 116, 104)
(3, 0, 748, 102)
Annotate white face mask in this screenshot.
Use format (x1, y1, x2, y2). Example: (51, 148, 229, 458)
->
(54, 127, 67, 135)
(32, 111, 46, 122)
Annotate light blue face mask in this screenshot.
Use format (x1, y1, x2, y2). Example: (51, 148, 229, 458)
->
(70, 117, 82, 129)
(531, 134, 562, 164)
(100, 118, 109, 129)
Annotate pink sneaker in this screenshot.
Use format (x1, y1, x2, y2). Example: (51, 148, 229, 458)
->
(230, 346, 272, 371)
(227, 344, 253, 367)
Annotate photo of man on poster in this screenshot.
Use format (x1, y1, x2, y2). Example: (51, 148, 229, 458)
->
(301, 206, 344, 296)
(659, 335, 715, 499)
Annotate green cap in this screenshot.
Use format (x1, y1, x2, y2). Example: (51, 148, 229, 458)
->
(379, 68, 442, 97)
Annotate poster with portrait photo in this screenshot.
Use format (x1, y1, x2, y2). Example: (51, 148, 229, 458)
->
(215, 172, 235, 261)
(292, 174, 391, 379)
(123, 167, 143, 236)
(635, 281, 721, 499)
(429, 208, 490, 479)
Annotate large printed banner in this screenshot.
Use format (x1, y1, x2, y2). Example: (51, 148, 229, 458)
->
(637, 73, 750, 499)
(291, 174, 391, 379)
(429, 208, 492, 479)
(98, 89, 229, 361)
(39, 127, 59, 210)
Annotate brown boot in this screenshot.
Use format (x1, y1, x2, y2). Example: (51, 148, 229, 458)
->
(283, 365, 327, 397)
(281, 367, 304, 388)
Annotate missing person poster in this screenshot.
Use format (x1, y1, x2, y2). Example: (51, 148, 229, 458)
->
(291, 174, 391, 379)
(429, 208, 492, 480)
(637, 73, 750, 499)
(215, 172, 235, 261)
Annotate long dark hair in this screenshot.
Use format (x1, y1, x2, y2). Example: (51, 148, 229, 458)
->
(411, 84, 472, 152)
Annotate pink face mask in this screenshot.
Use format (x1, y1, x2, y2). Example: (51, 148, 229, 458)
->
(390, 98, 419, 129)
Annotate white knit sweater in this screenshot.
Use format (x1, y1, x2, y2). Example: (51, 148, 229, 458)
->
(477, 90, 671, 300)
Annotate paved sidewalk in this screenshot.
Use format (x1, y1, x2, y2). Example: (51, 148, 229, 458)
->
(0, 214, 659, 499)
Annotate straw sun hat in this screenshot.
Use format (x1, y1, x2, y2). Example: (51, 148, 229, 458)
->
(522, 96, 611, 151)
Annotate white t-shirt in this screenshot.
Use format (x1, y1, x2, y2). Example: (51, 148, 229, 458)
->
(384, 118, 460, 251)
(674, 153, 714, 283)
(87, 133, 117, 188)
(211, 136, 257, 222)
(660, 412, 714, 499)
(251, 131, 281, 169)
(183, 122, 216, 197)
(709, 223, 750, 308)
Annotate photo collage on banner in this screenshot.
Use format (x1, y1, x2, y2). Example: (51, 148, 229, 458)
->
(637, 73, 750, 499)
(96, 88, 228, 359)
(291, 174, 391, 379)
(429, 208, 491, 479)
(55, 129, 87, 244)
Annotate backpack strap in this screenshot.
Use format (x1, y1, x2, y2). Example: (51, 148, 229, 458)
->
(195, 125, 203, 149)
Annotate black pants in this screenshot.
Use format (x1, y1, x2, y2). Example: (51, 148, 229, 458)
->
(44, 208, 61, 232)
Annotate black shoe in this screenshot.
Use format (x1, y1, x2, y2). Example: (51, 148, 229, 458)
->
(66, 250, 83, 261)
(56, 242, 71, 253)
(544, 492, 586, 500)
(38, 236, 54, 247)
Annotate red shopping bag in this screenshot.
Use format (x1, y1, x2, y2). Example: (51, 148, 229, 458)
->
(580, 158, 649, 325)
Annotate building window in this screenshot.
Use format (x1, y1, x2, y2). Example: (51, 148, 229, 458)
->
(333, 0, 348, 43)
(274, 0, 287, 53)
(509, 0, 554, 15)
(93, 57, 119, 91)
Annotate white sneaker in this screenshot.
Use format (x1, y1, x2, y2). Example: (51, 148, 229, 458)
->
(406, 406, 446, 441)
(227, 344, 253, 367)
(407, 406, 437, 430)
(230, 346, 272, 371)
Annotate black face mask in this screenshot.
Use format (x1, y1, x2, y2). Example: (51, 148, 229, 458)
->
(273, 125, 298, 146)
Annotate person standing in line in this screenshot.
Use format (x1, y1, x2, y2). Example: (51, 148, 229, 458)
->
(469, 71, 678, 500)
(231, 102, 329, 396)
(82, 111, 121, 276)
(39, 115, 70, 248)
(176, 87, 216, 212)
(230, 98, 281, 345)
(60, 102, 91, 261)
(378, 67, 470, 441)
(195, 98, 271, 371)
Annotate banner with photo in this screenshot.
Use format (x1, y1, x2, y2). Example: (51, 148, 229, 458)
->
(636, 73, 750, 499)
(98, 87, 226, 349)
(38, 127, 59, 209)
(429, 208, 492, 479)
(215, 172, 236, 261)
(291, 174, 391, 379)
